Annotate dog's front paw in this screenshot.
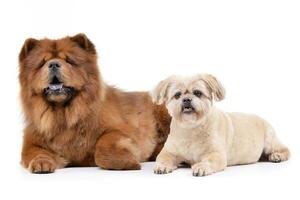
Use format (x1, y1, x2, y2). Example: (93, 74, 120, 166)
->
(192, 162, 216, 177)
(28, 156, 57, 174)
(268, 152, 289, 163)
(154, 163, 176, 174)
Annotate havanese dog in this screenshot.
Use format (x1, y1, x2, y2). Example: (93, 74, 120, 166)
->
(151, 74, 290, 176)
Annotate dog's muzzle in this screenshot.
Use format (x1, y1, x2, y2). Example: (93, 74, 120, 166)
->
(181, 98, 195, 114)
(44, 61, 75, 100)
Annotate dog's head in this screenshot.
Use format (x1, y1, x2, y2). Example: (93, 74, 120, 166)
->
(19, 33, 99, 105)
(151, 74, 225, 126)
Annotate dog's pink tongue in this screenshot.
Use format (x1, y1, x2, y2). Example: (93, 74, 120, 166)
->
(49, 83, 63, 90)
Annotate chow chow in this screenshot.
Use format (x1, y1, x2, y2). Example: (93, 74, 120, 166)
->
(19, 33, 171, 173)
(151, 74, 290, 176)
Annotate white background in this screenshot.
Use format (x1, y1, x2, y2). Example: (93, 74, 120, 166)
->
(0, 0, 299, 199)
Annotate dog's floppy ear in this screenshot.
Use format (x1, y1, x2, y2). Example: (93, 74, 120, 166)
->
(70, 33, 96, 54)
(200, 74, 225, 101)
(19, 38, 39, 62)
(151, 76, 175, 105)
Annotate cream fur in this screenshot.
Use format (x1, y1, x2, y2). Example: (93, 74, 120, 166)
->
(151, 74, 290, 176)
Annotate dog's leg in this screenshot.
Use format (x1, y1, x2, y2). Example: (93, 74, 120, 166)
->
(263, 126, 290, 162)
(21, 130, 68, 173)
(154, 149, 179, 174)
(192, 151, 226, 176)
(22, 143, 63, 174)
(94, 131, 141, 170)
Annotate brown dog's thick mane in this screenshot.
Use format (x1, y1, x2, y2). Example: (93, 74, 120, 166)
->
(22, 82, 102, 137)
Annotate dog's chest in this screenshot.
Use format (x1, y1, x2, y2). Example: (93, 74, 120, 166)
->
(46, 128, 97, 162)
(166, 130, 209, 163)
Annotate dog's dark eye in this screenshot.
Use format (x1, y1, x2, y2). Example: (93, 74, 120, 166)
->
(193, 90, 202, 97)
(174, 92, 182, 99)
(66, 57, 77, 65)
(37, 59, 46, 68)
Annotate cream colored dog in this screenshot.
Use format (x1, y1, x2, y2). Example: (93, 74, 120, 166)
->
(151, 74, 290, 176)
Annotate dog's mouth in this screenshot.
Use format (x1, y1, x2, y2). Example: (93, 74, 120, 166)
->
(45, 76, 71, 93)
(44, 76, 75, 101)
(182, 105, 195, 114)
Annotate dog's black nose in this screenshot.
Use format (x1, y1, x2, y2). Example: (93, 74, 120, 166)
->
(183, 98, 192, 103)
(48, 61, 61, 70)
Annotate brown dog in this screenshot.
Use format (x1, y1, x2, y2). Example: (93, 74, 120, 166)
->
(19, 33, 171, 173)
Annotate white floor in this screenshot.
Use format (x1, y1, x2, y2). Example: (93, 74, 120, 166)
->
(18, 160, 293, 179)
(7, 160, 298, 200)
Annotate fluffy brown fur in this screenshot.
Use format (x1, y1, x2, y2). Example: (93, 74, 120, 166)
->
(19, 33, 171, 173)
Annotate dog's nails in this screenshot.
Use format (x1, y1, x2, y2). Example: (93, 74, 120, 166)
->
(193, 172, 199, 176)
